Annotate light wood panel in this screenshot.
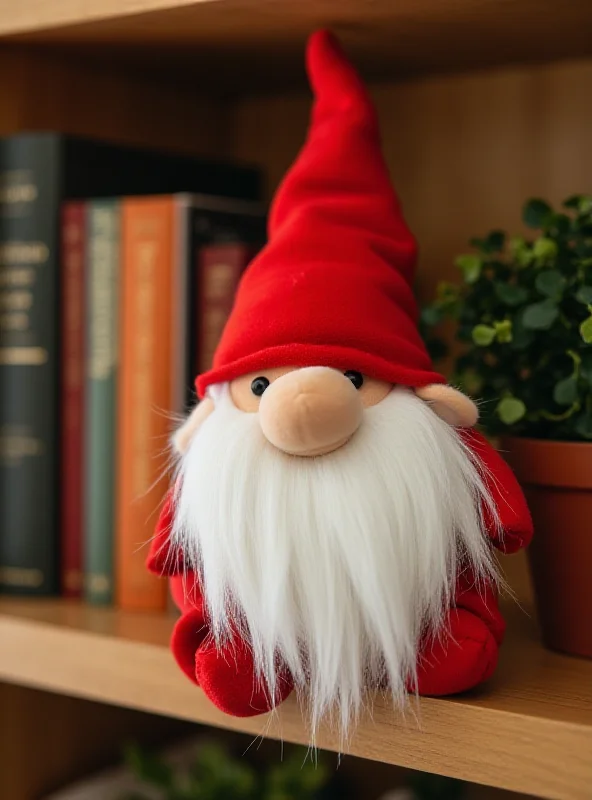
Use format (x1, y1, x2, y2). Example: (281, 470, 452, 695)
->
(0, 46, 225, 154)
(0, 683, 192, 800)
(230, 57, 592, 306)
(0, 598, 590, 799)
(0, 0, 592, 92)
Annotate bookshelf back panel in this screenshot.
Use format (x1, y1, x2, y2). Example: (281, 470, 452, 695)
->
(0, 48, 225, 155)
(0, 683, 192, 800)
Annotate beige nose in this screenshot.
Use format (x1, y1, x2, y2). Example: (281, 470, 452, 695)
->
(259, 367, 363, 456)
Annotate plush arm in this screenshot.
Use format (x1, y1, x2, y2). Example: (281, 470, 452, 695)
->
(147, 398, 214, 577)
(146, 489, 185, 576)
(460, 428, 533, 554)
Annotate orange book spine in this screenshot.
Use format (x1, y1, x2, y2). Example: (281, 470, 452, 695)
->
(116, 197, 177, 611)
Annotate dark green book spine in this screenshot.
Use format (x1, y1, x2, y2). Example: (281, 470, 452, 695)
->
(84, 200, 120, 605)
(0, 135, 61, 595)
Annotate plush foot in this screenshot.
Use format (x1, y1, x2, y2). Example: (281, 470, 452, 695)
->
(195, 634, 294, 717)
(411, 608, 499, 696)
(171, 607, 209, 685)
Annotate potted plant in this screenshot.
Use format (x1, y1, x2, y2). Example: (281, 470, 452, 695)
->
(421, 194, 592, 659)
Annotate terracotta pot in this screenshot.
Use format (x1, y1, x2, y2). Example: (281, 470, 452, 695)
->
(500, 436, 592, 659)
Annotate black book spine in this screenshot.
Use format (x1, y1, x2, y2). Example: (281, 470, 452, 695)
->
(0, 135, 61, 595)
(186, 205, 267, 404)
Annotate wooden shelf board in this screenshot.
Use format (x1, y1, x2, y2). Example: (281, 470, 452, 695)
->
(0, 598, 591, 798)
(1, 0, 592, 91)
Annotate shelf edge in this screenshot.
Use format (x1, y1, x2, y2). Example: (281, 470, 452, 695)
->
(1, 611, 591, 798)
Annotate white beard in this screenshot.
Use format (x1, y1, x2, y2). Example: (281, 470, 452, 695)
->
(171, 383, 498, 737)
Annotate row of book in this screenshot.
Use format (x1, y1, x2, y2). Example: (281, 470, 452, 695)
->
(0, 132, 266, 610)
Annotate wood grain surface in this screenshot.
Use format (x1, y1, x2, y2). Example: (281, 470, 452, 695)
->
(0, 0, 592, 91)
(0, 597, 590, 799)
(0, 47, 225, 154)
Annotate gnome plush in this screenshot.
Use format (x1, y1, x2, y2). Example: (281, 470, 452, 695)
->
(147, 30, 532, 736)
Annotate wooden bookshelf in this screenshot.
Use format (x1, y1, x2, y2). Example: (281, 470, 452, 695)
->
(1, 1, 592, 798)
(1, 0, 592, 90)
(0, 597, 591, 799)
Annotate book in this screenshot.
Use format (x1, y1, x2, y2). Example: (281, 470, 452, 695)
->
(117, 196, 179, 611)
(187, 196, 267, 393)
(116, 194, 266, 611)
(84, 200, 120, 605)
(196, 241, 260, 374)
(0, 131, 261, 596)
(60, 202, 87, 598)
(0, 136, 62, 594)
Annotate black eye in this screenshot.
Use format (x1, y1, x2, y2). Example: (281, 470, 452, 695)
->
(251, 376, 270, 397)
(344, 370, 364, 389)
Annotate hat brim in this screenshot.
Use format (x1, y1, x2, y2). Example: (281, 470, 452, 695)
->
(196, 342, 445, 398)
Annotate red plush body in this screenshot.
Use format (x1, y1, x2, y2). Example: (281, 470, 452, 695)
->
(147, 429, 532, 716)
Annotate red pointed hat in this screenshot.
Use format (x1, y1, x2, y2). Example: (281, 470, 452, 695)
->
(196, 30, 445, 398)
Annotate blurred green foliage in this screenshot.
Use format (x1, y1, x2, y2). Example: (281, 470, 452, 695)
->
(421, 194, 592, 441)
(120, 740, 331, 800)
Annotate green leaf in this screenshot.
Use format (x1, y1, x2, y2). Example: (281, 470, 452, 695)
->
(494, 319, 513, 343)
(580, 314, 592, 343)
(457, 369, 484, 396)
(509, 236, 534, 268)
(574, 412, 592, 439)
(575, 286, 592, 305)
(578, 195, 592, 215)
(510, 314, 535, 349)
(563, 194, 582, 210)
(522, 299, 559, 330)
(470, 230, 506, 254)
(553, 376, 578, 406)
(497, 397, 526, 425)
(494, 282, 528, 306)
(455, 254, 483, 284)
(535, 269, 565, 299)
(472, 324, 496, 346)
(541, 402, 581, 422)
(123, 743, 173, 789)
(436, 280, 460, 303)
(567, 348, 581, 370)
(421, 306, 442, 326)
(548, 213, 571, 235)
(485, 230, 506, 252)
(523, 198, 552, 229)
(580, 353, 592, 385)
(532, 237, 558, 263)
